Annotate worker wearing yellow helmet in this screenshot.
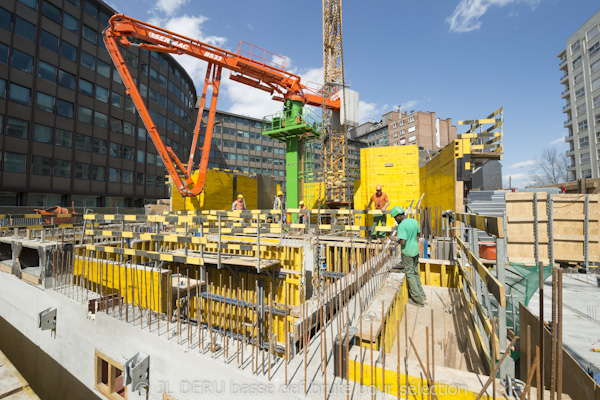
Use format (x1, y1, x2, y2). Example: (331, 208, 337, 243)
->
(273, 190, 284, 223)
(232, 194, 246, 211)
(298, 200, 308, 224)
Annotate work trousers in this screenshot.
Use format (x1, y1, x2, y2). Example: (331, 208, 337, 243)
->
(371, 214, 387, 238)
(400, 253, 426, 305)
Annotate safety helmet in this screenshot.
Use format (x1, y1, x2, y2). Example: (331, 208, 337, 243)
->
(390, 206, 405, 218)
(277, 191, 284, 196)
(238, 194, 244, 199)
(376, 185, 382, 191)
(299, 201, 305, 206)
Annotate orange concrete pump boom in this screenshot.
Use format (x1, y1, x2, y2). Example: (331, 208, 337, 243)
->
(104, 14, 340, 196)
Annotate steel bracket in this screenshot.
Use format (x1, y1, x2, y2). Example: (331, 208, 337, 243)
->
(124, 352, 150, 392)
(39, 307, 57, 331)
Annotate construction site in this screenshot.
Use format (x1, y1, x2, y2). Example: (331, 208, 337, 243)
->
(1, 2, 600, 400)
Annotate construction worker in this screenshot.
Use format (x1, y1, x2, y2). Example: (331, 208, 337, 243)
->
(298, 200, 308, 224)
(365, 185, 389, 240)
(273, 190, 284, 223)
(388, 206, 426, 307)
(232, 194, 246, 211)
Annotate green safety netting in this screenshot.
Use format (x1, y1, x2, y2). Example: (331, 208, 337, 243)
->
(504, 263, 553, 335)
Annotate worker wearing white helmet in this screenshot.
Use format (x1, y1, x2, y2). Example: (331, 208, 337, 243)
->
(298, 200, 308, 224)
(232, 194, 246, 211)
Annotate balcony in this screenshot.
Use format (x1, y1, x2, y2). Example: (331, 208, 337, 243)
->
(565, 134, 574, 141)
(560, 73, 569, 84)
(559, 58, 568, 69)
(566, 149, 575, 156)
(564, 118, 572, 127)
(561, 89, 570, 98)
(563, 103, 571, 111)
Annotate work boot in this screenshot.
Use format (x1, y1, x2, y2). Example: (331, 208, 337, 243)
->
(408, 298, 425, 308)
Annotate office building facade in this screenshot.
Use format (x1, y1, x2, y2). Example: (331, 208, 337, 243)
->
(559, 10, 600, 181)
(388, 110, 456, 150)
(0, 0, 196, 207)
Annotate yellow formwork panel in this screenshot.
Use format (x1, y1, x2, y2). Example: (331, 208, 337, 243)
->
(357, 146, 421, 237)
(236, 175, 258, 209)
(73, 255, 168, 313)
(302, 181, 325, 209)
(170, 169, 260, 211)
(419, 141, 460, 235)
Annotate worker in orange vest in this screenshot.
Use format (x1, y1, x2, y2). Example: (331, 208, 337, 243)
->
(365, 185, 389, 240)
(232, 194, 246, 211)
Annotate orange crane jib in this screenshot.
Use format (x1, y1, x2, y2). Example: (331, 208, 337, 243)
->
(103, 14, 340, 197)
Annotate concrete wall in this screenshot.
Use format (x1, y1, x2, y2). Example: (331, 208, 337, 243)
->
(0, 273, 301, 399)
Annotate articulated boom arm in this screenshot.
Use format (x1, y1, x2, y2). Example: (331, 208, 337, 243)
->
(104, 14, 340, 196)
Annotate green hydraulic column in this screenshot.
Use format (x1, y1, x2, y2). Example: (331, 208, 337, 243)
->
(285, 136, 300, 218)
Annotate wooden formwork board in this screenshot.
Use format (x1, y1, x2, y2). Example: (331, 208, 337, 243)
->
(505, 192, 600, 264)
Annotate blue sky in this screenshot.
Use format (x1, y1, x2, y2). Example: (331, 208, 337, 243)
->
(110, 0, 600, 188)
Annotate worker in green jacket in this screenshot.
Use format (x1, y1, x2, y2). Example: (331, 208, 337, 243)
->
(388, 206, 426, 307)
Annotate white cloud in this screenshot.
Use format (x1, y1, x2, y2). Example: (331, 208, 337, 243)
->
(400, 100, 418, 111)
(508, 159, 537, 169)
(447, 0, 541, 33)
(358, 101, 390, 124)
(549, 136, 566, 146)
(153, 0, 188, 16)
(502, 172, 535, 189)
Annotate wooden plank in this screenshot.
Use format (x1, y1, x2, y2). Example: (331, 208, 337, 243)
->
(456, 237, 505, 307)
(454, 212, 504, 238)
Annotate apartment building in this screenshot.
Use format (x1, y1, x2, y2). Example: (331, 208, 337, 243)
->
(559, 10, 600, 180)
(388, 110, 456, 150)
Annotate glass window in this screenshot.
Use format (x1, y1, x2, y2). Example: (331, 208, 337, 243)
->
(9, 83, 31, 105)
(123, 121, 134, 136)
(147, 153, 155, 165)
(595, 95, 600, 109)
(124, 98, 134, 113)
(576, 87, 585, 100)
(40, 30, 59, 52)
(99, 11, 111, 26)
(15, 17, 36, 42)
(32, 156, 51, 175)
(42, 2, 61, 24)
(593, 77, 600, 92)
(150, 68, 158, 82)
(4, 152, 27, 172)
(11, 49, 33, 73)
(60, 41, 77, 62)
(590, 42, 600, 58)
(58, 70, 75, 89)
(63, 13, 78, 34)
(136, 150, 145, 163)
(588, 25, 599, 40)
(158, 73, 167, 88)
(34, 124, 52, 143)
(111, 92, 122, 108)
(36, 92, 54, 112)
(83, 1, 98, 18)
(53, 159, 71, 177)
(81, 51, 95, 71)
(0, 8, 13, 30)
(75, 163, 89, 179)
(77, 105, 92, 124)
(123, 146, 134, 160)
(38, 60, 57, 82)
(108, 168, 119, 182)
(138, 127, 146, 141)
(95, 85, 108, 103)
(146, 174, 155, 186)
(136, 172, 144, 185)
(93, 111, 108, 128)
(0, 43, 8, 64)
(67, 0, 80, 6)
(0, 79, 5, 98)
(18, 0, 38, 10)
(91, 165, 105, 181)
(79, 78, 94, 96)
(109, 142, 122, 157)
(82, 25, 97, 44)
(92, 138, 106, 154)
(578, 120, 588, 132)
(580, 135, 589, 148)
(110, 118, 122, 133)
(56, 99, 73, 118)
(55, 129, 72, 147)
(97, 59, 110, 78)
(76, 134, 91, 151)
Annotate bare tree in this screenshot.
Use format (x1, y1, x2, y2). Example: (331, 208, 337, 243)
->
(529, 147, 569, 186)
